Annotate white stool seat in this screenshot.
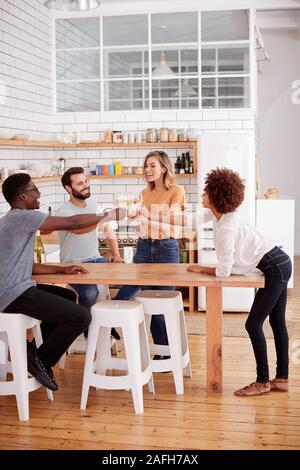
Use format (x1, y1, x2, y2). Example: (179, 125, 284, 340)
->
(80, 300, 154, 414)
(0, 313, 53, 421)
(135, 290, 192, 395)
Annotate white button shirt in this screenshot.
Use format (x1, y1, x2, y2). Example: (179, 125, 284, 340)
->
(199, 210, 275, 277)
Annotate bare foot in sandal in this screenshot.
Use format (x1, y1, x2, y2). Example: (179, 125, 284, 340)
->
(270, 378, 288, 392)
(234, 381, 271, 397)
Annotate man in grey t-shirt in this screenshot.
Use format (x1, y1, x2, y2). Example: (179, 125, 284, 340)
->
(0, 173, 126, 392)
(57, 167, 123, 340)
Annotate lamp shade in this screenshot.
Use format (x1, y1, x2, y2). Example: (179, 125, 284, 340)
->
(152, 52, 176, 79)
(44, 0, 100, 11)
(174, 79, 197, 97)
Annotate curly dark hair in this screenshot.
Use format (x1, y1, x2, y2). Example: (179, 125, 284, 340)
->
(204, 167, 245, 213)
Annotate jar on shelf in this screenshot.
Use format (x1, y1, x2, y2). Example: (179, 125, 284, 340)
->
(168, 128, 178, 142)
(178, 129, 188, 142)
(114, 161, 122, 175)
(188, 128, 198, 141)
(122, 132, 129, 144)
(113, 131, 122, 143)
(135, 132, 142, 143)
(104, 129, 112, 143)
(125, 166, 134, 175)
(128, 132, 135, 143)
(146, 128, 158, 143)
(160, 128, 169, 142)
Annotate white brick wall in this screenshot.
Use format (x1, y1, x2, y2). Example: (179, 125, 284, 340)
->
(0, 0, 53, 215)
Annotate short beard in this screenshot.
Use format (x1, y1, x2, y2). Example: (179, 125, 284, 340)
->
(71, 188, 90, 200)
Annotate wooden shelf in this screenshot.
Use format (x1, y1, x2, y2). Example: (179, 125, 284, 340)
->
(0, 173, 196, 187)
(0, 139, 197, 150)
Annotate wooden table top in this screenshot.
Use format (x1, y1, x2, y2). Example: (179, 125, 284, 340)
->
(33, 263, 265, 288)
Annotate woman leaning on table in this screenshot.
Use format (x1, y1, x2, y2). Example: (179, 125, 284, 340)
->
(114, 150, 186, 355)
(187, 168, 291, 397)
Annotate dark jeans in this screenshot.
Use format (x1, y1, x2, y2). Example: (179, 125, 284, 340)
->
(70, 257, 108, 311)
(3, 284, 91, 367)
(114, 237, 179, 345)
(246, 246, 292, 383)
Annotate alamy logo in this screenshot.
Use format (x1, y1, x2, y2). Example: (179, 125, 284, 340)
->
(291, 80, 300, 104)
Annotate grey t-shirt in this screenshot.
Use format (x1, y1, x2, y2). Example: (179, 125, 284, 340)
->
(0, 209, 47, 311)
(56, 198, 100, 263)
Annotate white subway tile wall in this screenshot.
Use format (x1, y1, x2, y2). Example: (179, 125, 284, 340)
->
(0, 2, 255, 218)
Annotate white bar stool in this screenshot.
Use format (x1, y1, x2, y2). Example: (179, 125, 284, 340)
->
(135, 290, 192, 395)
(0, 313, 53, 421)
(80, 300, 154, 414)
(58, 285, 117, 369)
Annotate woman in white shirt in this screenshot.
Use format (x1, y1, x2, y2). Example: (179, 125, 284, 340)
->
(188, 168, 292, 397)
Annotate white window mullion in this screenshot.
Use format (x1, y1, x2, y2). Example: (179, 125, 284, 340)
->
(198, 10, 201, 111)
(100, 15, 104, 112)
(148, 12, 152, 112)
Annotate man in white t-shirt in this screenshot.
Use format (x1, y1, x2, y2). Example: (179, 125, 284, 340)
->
(56, 167, 123, 339)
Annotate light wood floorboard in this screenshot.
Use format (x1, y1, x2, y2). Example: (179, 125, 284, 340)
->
(0, 258, 299, 450)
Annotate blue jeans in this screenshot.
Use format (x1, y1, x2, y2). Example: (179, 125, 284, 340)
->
(246, 246, 292, 383)
(114, 238, 180, 345)
(70, 257, 108, 311)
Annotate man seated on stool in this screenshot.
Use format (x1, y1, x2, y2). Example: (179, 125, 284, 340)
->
(55, 167, 123, 341)
(0, 173, 126, 391)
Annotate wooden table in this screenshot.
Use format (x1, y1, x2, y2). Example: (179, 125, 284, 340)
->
(33, 263, 264, 393)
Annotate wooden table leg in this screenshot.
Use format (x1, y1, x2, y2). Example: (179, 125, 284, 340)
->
(206, 286, 223, 392)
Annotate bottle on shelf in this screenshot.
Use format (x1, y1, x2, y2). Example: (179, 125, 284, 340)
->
(58, 156, 65, 176)
(189, 155, 194, 174)
(48, 206, 52, 216)
(174, 156, 181, 174)
(185, 152, 190, 174)
(34, 230, 45, 264)
(180, 153, 186, 174)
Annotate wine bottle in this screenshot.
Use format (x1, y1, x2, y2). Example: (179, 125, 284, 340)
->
(174, 156, 181, 174)
(34, 230, 45, 263)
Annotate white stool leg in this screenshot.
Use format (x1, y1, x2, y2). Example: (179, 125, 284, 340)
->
(32, 324, 53, 401)
(58, 353, 66, 369)
(95, 326, 111, 374)
(139, 321, 154, 394)
(179, 310, 192, 378)
(164, 311, 184, 395)
(123, 321, 144, 414)
(80, 319, 99, 410)
(0, 333, 9, 381)
(8, 325, 30, 421)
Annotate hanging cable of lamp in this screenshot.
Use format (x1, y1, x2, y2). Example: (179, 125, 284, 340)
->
(44, 0, 100, 11)
(152, 25, 176, 79)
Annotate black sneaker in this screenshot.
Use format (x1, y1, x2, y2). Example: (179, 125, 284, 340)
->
(111, 328, 121, 341)
(153, 355, 171, 360)
(44, 364, 58, 390)
(27, 349, 58, 391)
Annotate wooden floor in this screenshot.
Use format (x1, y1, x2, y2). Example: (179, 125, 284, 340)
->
(0, 260, 300, 450)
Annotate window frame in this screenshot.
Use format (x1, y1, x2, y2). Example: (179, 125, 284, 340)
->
(55, 9, 252, 113)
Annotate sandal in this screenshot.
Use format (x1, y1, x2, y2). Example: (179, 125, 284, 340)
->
(234, 381, 271, 397)
(270, 378, 288, 392)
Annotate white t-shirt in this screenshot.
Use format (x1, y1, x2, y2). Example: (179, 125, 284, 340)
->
(56, 198, 101, 263)
(198, 210, 275, 277)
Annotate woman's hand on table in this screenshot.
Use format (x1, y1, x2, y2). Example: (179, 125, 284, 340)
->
(187, 264, 204, 274)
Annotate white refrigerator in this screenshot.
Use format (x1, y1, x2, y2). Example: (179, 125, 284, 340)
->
(197, 133, 256, 312)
